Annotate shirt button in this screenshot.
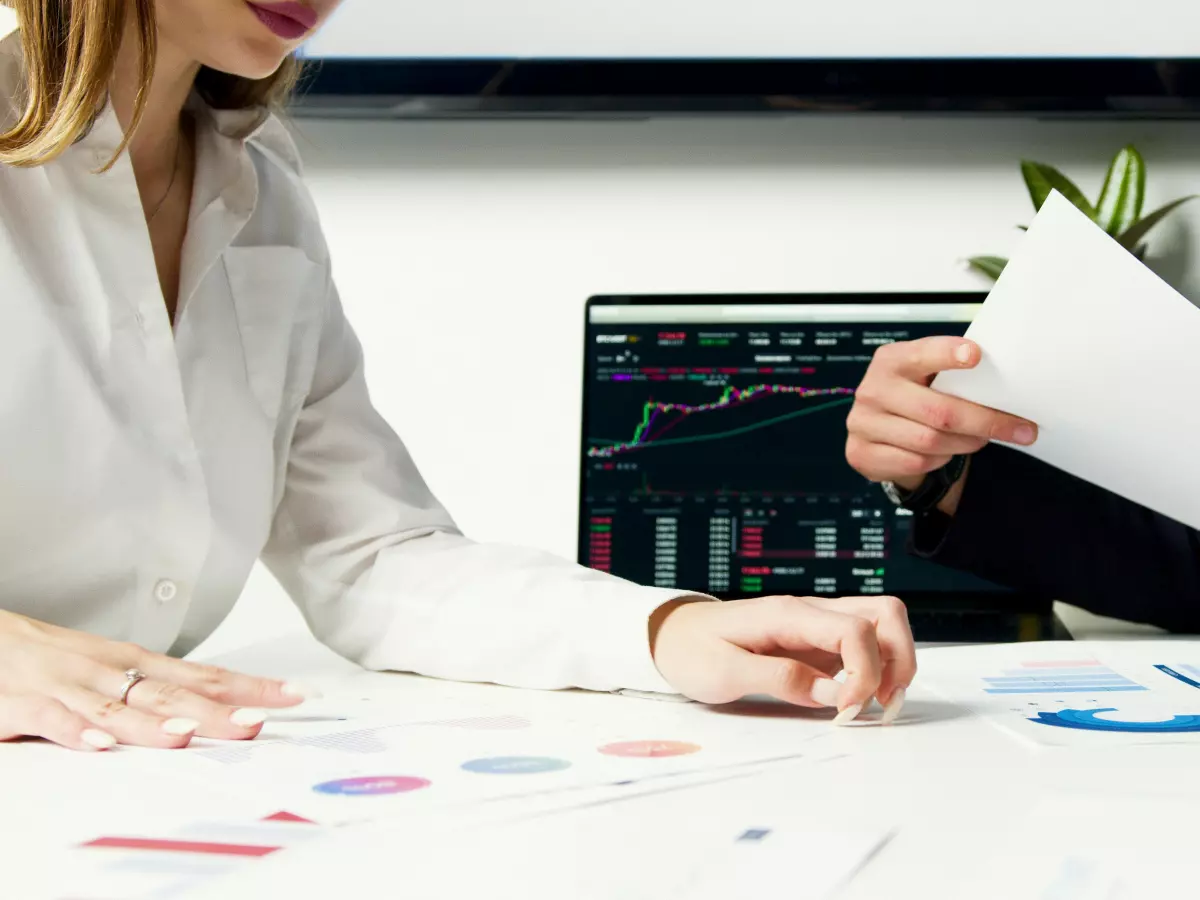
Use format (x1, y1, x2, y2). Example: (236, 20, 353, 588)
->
(154, 579, 178, 603)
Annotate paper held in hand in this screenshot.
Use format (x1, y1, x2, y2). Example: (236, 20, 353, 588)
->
(933, 189, 1200, 531)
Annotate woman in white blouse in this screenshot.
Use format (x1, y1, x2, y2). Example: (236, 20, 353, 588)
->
(0, 0, 915, 752)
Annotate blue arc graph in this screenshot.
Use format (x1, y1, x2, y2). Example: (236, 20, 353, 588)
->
(1031, 709, 1200, 733)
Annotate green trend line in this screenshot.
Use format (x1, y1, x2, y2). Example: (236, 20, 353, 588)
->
(588, 397, 854, 453)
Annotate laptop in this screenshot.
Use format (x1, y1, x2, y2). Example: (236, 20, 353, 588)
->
(578, 293, 1064, 643)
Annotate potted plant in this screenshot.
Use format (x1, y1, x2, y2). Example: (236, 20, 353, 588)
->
(969, 144, 1196, 281)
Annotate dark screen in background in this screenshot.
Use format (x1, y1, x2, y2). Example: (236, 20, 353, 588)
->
(580, 314, 1008, 601)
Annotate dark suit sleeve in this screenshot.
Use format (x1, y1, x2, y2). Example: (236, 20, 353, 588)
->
(910, 444, 1200, 632)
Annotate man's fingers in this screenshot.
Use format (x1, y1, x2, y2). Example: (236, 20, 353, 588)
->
(724, 649, 845, 710)
(877, 336, 980, 382)
(845, 435, 951, 483)
(887, 380, 1037, 445)
(847, 410, 990, 458)
(136, 656, 309, 709)
(0, 695, 117, 752)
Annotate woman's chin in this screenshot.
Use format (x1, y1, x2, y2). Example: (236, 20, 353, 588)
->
(203, 43, 292, 82)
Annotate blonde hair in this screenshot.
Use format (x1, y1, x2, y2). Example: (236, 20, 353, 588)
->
(0, 0, 300, 168)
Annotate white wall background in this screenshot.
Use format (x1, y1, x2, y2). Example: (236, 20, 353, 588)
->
(197, 113, 1200, 656)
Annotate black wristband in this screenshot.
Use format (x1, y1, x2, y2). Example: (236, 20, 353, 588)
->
(883, 455, 968, 514)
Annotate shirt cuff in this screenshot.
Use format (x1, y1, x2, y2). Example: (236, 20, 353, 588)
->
(907, 445, 1010, 565)
(584, 583, 715, 695)
(909, 508, 956, 559)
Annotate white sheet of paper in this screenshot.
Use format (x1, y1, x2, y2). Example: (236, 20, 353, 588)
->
(669, 825, 893, 900)
(124, 674, 845, 825)
(933, 189, 1200, 529)
(917, 640, 1200, 748)
(951, 793, 1198, 899)
(183, 797, 892, 900)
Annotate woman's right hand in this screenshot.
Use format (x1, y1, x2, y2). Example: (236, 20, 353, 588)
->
(845, 336, 1039, 513)
(0, 610, 312, 751)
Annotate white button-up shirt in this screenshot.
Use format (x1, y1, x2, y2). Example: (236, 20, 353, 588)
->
(0, 34, 687, 694)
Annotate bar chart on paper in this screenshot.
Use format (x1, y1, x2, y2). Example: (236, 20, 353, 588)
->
(980, 660, 1147, 695)
(918, 642, 1200, 748)
(46, 812, 327, 900)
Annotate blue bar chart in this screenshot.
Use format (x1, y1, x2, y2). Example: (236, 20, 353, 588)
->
(981, 660, 1147, 695)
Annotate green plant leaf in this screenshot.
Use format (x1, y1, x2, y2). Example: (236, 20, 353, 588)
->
(1020, 161, 1097, 218)
(1096, 145, 1147, 236)
(967, 256, 1008, 280)
(1116, 195, 1198, 250)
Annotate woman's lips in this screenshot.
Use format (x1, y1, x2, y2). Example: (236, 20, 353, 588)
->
(246, 2, 318, 40)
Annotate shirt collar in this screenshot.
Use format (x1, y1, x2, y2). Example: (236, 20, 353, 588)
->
(186, 93, 303, 174)
(186, 96, 272, 145)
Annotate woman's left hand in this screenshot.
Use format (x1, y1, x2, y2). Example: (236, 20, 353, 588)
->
(649, 595, 916, 724)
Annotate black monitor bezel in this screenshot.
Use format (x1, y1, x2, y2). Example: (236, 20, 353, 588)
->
(579, 292, 1050, 613)
(292, 58, 1200, 119)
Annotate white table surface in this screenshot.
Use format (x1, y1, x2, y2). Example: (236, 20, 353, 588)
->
(179, 604, 1195, 900)
(7, 601, 1192, 900)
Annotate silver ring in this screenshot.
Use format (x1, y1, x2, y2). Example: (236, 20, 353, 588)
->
(118, 668, 147, 705)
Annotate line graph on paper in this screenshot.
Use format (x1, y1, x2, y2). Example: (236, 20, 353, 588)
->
(586, 385, 855, 459)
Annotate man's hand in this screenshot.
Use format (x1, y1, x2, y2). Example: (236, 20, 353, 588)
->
(845, 337, 1037, 513)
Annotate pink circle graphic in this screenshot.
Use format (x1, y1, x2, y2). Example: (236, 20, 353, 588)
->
(598, 740, 702, 758)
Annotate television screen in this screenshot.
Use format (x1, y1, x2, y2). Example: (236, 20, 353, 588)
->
(293, 2, 1200, 119)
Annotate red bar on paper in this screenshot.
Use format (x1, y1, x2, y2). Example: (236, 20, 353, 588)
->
(84, 837, 281, 858)
(263, 811, 317, 824)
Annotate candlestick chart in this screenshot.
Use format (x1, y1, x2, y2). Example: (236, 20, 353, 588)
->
(586, 381, 859, 497)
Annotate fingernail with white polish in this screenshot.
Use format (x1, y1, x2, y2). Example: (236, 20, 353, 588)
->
(281, 681, 323, 701)
(230, 707, 268, 728)
(811, 678, 842, 708)
(882, 688, 907, 726)
(82, 729, 117, 751)
(832, 703, 864, 726)
(162, 718, 199, 737)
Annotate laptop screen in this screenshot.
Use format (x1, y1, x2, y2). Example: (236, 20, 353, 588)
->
(580, 294, 1020, 610)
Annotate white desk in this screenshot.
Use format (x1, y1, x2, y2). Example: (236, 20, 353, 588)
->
(183, 619, 1197, 900)
(8, 609, 1193, 900)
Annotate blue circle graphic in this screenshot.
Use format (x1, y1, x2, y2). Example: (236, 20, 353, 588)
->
(1030, 708, 1200, 733)
(461, 756, 572, 775)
